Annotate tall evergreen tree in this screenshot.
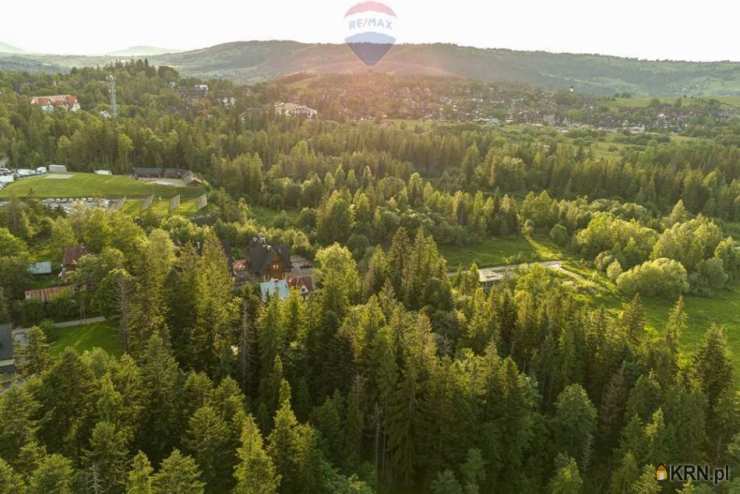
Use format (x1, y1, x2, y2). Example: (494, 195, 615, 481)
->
(234, 415, 280, 494)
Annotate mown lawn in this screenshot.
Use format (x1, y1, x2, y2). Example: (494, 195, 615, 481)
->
(441, 235, 564, 270)
(0, 172, 202, 199)
(249, 205, 299, 227)
(48, 321, 122, 357)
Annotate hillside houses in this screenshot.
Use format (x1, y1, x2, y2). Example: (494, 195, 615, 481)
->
(31, 95, 80, 112)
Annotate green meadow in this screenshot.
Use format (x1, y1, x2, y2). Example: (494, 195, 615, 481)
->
(48, 320, 122, 357)
(0, 172, 202, 199)
(442, 235, 740, 384)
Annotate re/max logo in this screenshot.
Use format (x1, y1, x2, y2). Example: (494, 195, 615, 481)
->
(657, 464, 730, 485)
(348, 18, 393, 31)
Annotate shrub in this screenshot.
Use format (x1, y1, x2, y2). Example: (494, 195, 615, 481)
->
(606, 260, 623, 281)
(549, 224, 570, 246)
(689, 257, 728, 296)
(616, 258, 688, 299)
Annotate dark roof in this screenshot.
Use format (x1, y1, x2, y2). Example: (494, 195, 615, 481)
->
(63, 245, 87, 267)
(247, 237, 291, 276)
(133, 167, 163, 178)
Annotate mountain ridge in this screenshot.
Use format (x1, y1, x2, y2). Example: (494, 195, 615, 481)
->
(149, 41, 740, 96)
(3, 40, 740, 96)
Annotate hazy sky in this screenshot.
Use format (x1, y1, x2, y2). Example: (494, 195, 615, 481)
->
(3, 0, 738, 61)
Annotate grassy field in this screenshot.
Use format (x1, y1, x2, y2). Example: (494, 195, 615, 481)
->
(441, 235, 564, 270)
(48, 321, 122, 357)
(441, 235, 740, 384)
(249, 205, 299, 227)
(561, 262, 740, 384)
(0, 172, 202, 199)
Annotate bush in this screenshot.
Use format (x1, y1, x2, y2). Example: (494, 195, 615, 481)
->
(689, 257, 728, 296)
(616, 258, 688, 299)
(594, 251, 617, 272)
(522, 219, 535, 237)
(549, 224, 570, 246)
(606, 260, 623, 281)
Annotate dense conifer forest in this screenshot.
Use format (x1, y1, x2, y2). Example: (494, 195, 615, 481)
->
(0, 62, 739, 493)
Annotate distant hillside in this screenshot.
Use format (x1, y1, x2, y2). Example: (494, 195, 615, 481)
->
(108, 46, 180, 56)
(3, 41, 740, 96)
(0, 55, 64, 74)
(151, 41, 740, 96)
(0, 42, 23, 54)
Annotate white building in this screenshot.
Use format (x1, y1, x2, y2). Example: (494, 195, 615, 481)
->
(48, 164, 68, 174)
(274, 102, 318, 119)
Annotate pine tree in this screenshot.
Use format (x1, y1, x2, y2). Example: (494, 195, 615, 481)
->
(16, 326, 51, 377)
(695, 324, 734, 412)
(548, 454, 583, 494)
(630, 465, 661, 494)
(621, 294, 645, 346)
(431, 469, 463, 494)
(36, 349, 96, 457)
(665, 296, 687, 355)
(0, 384, 39, 467)
(136, 334, 181, 464)
(234, 415, 280, 494)
(184, 405, 232, 493)
(83, 421, 130, 493)
(267, 387, 299, 494)
(609, 452, 640, 494)
(344, 376, 365, 470)
(126, 452, 154, 494)
(0, 457, 25, 494)
(27, 454, 75, 494)
(190, 229, 237, 375)
(151, 450, 204, 494)
(460, 448, 486, 494)
(128, 229, 175, 354)
(552, 385, 597, 470)
(599, 367, 627, 452)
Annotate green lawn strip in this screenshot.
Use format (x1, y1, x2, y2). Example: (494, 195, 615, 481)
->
(249, 205, 299, 227)
(441, 235, 564, 270)
(48, 321, 122, 357)
(0, 172, 202, 199)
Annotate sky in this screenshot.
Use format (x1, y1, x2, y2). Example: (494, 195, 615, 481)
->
(2, 0, 738, 61)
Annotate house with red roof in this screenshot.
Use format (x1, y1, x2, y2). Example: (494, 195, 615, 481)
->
(31, 95, 80, 112)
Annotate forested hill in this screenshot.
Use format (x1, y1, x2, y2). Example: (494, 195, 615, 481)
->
(149, 41, 740, 96)
(4, 40, 740, 96)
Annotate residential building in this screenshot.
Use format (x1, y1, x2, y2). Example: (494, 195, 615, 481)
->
(31, 95, 80, 112)
(274, 102, 318, 119)
(287, 274, 314, 297)
(62, 245, 87, 275)
(245, 237, 292, 280)
(28, 261, 52, 275)
(48, 164, 68, 174)
(259, 279, 290, 301)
